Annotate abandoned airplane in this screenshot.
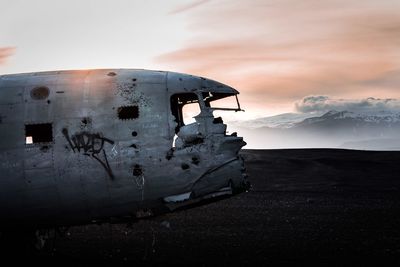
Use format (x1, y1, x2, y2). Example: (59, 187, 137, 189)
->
(0, 69, 249, 230)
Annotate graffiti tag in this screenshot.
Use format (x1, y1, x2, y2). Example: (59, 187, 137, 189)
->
(62, 129, 115, 179)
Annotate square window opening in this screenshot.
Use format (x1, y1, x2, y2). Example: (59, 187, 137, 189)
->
(118, 106, 139, 120)
(25, 123, 53, 144)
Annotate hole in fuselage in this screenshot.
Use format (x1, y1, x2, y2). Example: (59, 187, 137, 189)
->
(25, 123, 53, 144)
(192, 157, 200, 165)
(118, 106, 139, 120)
(130, 144, 138, 149)
(31, 86, 50, 100)
(181, 163, 190, 170)
(133, 164, 143, 176)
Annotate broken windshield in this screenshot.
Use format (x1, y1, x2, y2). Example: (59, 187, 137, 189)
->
(202, 92, 242, 111)
(170, 93, 201, 133)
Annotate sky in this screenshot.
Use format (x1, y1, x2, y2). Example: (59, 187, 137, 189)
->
(1, 0, 400, 120)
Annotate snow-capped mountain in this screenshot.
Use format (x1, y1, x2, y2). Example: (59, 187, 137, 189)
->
(233, 110, 400, 130)
(297, 110, 400, 127)
(229, 112, 323, 129)
(229, 110, 400, 150)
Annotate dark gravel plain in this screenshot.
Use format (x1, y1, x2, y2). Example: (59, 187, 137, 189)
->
(31, 149, 400, 265)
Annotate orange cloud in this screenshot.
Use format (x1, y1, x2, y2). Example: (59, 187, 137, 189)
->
(157, 0, 400, 115)
(0, 47, 16, 66)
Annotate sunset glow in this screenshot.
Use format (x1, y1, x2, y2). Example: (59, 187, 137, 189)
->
(1, 0, 400, 119)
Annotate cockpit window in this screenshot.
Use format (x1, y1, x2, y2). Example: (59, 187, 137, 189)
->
(170, 93, 200, 133)
(182, 102, 201, 125)
(202, 92, 242, 111)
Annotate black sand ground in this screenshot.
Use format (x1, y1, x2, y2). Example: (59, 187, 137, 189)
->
(34, 149, 400, 265)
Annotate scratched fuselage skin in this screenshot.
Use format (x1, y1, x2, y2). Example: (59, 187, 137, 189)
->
(0, 69, 248, 228)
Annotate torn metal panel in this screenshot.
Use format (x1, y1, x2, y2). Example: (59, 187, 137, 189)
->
(163, 191, 192, 203)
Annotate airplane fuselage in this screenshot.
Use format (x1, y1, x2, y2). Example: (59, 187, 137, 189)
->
(0, 69, 248, 228)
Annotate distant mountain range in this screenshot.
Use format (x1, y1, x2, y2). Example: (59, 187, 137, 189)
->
(229, 110, 400, 150)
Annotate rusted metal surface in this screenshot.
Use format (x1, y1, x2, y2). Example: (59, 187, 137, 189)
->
(0, 69, 249, 228)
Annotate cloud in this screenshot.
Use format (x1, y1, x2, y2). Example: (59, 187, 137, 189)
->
(157, 0, 400, 115)
(0, 47, 15, 65)
(169, 0, 210, 15)
(295, 95, 400, 113)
